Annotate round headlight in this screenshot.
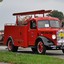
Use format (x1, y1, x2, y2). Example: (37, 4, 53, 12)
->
(52, 35, 56, 39)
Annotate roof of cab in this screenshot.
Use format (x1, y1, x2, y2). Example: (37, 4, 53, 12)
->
(31, 17, 59, 21)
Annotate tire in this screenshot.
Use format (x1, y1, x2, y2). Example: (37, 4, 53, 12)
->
(31, 47, 37, 53)
(62, 49, 64, 53)
(36, 40, 46, 54)
(7, 39, 18, 52)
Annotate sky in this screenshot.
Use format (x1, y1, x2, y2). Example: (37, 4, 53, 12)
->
(0, 0, 64, 30)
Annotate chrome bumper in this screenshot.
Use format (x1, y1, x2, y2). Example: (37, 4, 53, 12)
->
(50, 45, 64, 49)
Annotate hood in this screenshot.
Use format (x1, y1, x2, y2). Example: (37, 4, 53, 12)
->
(38, 28, 60, 34)
(38, 28, 64, 40)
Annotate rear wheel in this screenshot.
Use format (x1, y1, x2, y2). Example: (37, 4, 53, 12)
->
(7, 39, 18, 52)
(62, 49, 64, 53)
(36, 40, 46, 54)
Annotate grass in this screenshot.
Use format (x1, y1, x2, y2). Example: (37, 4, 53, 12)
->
(0, 51, 64, 64)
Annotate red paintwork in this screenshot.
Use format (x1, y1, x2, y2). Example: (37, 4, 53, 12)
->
(4, 10, 60, 48)
(4, 26, 29, 47)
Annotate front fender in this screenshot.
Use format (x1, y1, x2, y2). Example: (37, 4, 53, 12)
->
(6, 36, 14, 46)
(36, 36, 54, 46)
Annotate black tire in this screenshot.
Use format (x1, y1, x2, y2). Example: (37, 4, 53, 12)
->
(7, 39, 18, 52)
(31, 47, 37, 53)
(36, 40, 46, 54)
(62, 49, 64, 53)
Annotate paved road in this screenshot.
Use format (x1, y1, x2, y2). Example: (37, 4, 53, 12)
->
(0, 46, 64, 59)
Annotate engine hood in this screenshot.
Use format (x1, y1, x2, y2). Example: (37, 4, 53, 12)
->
(38, 28, 64, 40)
(38, 28, 60, 34)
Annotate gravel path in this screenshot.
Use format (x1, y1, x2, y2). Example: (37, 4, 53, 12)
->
(0, 62, 11, 64)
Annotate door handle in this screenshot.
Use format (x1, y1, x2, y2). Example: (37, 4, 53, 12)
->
(20, 32, 22, 35)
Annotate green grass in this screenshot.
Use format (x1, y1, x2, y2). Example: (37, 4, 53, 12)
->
(0, 51, 64, 64)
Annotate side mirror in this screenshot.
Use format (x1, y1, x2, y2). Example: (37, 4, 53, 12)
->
(61, 22, 64, 27)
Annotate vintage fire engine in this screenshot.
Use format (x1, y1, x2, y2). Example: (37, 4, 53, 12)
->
(4, 10, 64, 54)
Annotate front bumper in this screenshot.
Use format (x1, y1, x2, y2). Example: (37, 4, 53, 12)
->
(57, 39, 64, 46)
(49, 45, 64, 50)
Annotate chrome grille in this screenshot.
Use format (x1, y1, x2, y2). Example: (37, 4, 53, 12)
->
(57, 29, 64, 45)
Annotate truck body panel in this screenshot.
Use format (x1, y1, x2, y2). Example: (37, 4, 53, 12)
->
(4, 25, 28, 47)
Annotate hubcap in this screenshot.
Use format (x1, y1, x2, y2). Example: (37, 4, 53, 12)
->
(37, 42, 43, 53)
(8, 40, 12, 51)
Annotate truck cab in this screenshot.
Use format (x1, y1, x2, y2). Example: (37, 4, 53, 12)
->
(4, 10, 64, 54)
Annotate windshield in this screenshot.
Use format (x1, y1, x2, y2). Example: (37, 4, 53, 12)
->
(50, 20, 60, 28)
(38, 20, 60, 28)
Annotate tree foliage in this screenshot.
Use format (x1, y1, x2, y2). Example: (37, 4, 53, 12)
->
(47, 10, 64, 20)
(0, 0, 3, 2)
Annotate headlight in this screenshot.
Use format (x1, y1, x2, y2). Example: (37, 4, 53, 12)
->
(52, 35, 56, 39)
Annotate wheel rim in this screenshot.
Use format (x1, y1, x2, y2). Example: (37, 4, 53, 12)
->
(37, 41, 43, 53)
(8, 40, 12, 51)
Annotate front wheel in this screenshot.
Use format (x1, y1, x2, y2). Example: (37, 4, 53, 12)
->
(36, 40, 46, 54)
(7, 39, 18, 52)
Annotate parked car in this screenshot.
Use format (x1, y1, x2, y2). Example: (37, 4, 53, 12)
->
(0, 30, 4, 44)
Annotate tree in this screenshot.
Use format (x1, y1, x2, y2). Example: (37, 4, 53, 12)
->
(47, 10, 64, 20)
(0, 0, 3, 2)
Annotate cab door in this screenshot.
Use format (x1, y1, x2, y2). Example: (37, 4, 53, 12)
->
(28, 20, 37, 46)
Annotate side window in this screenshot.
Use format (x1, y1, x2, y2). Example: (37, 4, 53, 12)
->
(30, 20, 36, 29)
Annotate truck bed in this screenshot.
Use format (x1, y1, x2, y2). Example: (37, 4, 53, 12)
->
(4, 25, 28, 47)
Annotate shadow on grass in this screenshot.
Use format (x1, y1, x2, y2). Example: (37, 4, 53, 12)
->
(17, 51, 36, 54)
(17, 50, 64, 56)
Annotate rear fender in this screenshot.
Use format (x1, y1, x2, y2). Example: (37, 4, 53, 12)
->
(6, 36, 14, 46)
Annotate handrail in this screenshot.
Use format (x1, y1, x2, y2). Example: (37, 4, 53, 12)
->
(13, 10, 51, 16)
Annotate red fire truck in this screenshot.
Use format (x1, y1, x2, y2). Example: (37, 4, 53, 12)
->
(4, 10, 64, 54)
